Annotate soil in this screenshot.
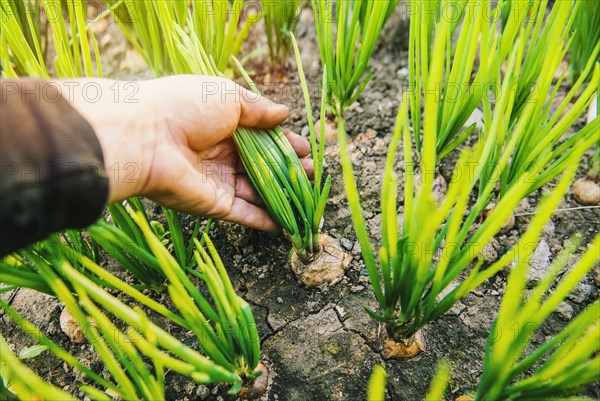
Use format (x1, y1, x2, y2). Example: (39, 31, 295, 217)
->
(2, 5, 599, 401)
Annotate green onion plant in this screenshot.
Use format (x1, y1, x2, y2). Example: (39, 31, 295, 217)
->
(475, 233, 600, 400)
(0, 208, 261, 397)
(110, 0, 262, 77)
(0, 335, 76, 401)
(1, 0, 106, 78)
(263, 0, 304, 66)
(339, 93, 583, 342)
(409, 0, 598, 164)
(312, 0, 399, 118)
(569, 0, 600, 83)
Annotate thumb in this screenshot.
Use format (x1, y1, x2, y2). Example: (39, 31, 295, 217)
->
(237, 87, 289, 129)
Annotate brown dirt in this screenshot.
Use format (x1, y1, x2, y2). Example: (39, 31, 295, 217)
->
(2, 5, 599, 401)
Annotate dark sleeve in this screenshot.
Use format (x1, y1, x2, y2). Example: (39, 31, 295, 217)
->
(0, 79, 109, 257)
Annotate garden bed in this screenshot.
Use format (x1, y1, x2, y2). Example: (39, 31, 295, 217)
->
(1, 6, 599, 401)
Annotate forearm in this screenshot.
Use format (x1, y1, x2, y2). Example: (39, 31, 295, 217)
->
(0, 79, 109, 257)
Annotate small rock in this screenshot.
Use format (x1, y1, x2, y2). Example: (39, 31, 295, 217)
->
(301, 125, 310, 137)
(555, 302, 574, 320)
(276, 297, 283, 304)
(353, 241, 363, 256)
(568, 283, 592, 304)
(572, 178, 600, 205)
(350, 285, 365, 293)
(464, 107, 484, 130)
(340, 237, 354, 251)
(359, 268, 369, 276)
(527, 240, 552, 286)
(480, 240, 498, 263)
(335, 305, 346, 319)
(397, 67, 408, 78)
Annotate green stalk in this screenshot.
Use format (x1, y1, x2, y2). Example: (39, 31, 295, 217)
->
(312, 0, 398, 117)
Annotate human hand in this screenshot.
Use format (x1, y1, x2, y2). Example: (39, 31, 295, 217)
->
(57, 75, 312, 231)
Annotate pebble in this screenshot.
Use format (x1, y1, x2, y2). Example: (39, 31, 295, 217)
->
(352, 241, 362, 256)
(301, 125, 310, 137)
(196, 385, 210, 400)
(351, 285, 365, 293)
(568, 283, 592, 304)
(527, 240, 552, 286)
(359, 268, 369, 276)
(397, 67, 408, 78)
(277, 297, 284, 304)
(340, 237, 354, 251)
(555, 302, 574, 320)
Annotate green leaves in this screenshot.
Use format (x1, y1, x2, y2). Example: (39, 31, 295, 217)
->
(112, 0, 261, 76)
(1, 0, 104, 78)
(263, 0, 303, 65)
(367, 365, 387, 401)
(0, 336, 76, 401)
(409, 0, 598, 172)
(340, 84, 584, 340)
(476, 235, 600, 400)
(569, 0, 600, 83)
(233, 35, 331, 260)
(1, 206, 260, 398)
(312, 0, 398, 116)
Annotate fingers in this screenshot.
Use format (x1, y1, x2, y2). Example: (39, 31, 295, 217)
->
(235, 176, 263, 205)
(284, 131, 311, 158)
(238, 88, 289, 129)
(222, 198, 279, 232)
(300, 158, 314, 179)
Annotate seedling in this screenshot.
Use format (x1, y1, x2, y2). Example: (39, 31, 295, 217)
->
(111, 0, 261, 76)
(312, 0, 398, 121)
(569, 0, 600, 84)
(263, 0, 304, 67)
(339, 93, 583, 356)
(475, 234, 600, 400)
(408, 0, 598, 165)
(0, 207, 263, 398)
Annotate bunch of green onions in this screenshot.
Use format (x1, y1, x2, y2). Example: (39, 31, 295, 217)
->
(339, 90, 583, 341)
(569, 0, 600, 83)
(312, 0, 398, 118)
(475, 234, 600, 400)
(1, 0, 106, 78)
(110, 0, 261, 76)
(0, 208, 261, 398)
(263, 0, 304, 66)
(408, 0, 598, 163)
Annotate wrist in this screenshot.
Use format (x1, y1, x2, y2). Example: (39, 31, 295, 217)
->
(53, 78, 155, 203)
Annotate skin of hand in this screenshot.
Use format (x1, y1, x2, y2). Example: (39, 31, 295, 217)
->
(54, 75, 313, 232)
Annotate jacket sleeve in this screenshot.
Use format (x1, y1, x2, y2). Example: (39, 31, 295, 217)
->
(0, 79, 109, 257)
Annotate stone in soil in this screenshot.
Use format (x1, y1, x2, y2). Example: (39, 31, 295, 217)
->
(571, 178, 600, 205)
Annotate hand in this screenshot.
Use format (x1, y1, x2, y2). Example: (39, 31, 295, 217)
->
(56, 75, 312, 231)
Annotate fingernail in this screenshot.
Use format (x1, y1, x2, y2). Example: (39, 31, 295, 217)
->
(275, 103, 289, 115)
